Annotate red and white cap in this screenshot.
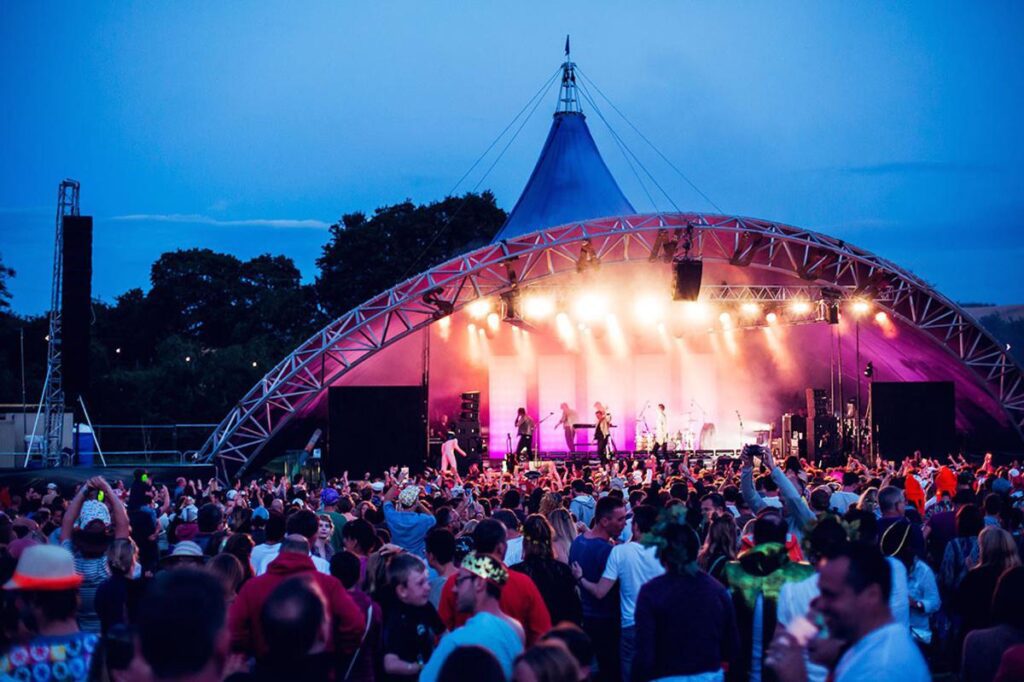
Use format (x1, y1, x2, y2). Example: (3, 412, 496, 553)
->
(4, 545, 82, 591)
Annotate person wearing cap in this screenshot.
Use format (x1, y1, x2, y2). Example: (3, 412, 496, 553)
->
(1, 545, 98, 681)
(59, 476, 130, 633)
(383, 481, 436, 559)
(419, 551, 525, 682)
(319, 487, 347, 552)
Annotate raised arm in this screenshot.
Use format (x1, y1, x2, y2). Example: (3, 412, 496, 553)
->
(61, 484, 89, 542)
(92, 477, 130, 539)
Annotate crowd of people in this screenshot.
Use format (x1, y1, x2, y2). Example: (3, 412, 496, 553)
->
(0, 445, 1022, 682)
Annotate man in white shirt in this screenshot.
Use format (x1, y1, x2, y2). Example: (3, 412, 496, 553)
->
(653, 404, 669, 455)
(253, 509, 330, 575)
(768, 544, 928, 682)
(829, 472, 861, 514)
(573, 505, 664, 681)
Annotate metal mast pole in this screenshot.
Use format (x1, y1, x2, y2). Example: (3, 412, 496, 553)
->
(38, 179, 79, 466)
(557, 35, 582, 115)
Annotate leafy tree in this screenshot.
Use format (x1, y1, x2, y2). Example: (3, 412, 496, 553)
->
(0, 255, 14, 312)
(315, 192, 506, 318)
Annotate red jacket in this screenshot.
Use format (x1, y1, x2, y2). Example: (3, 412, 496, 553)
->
(438, 561, 551, 646)
(228, 551, 366, 658)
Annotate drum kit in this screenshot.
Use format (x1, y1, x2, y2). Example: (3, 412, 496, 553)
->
(635, 410, 709, 453)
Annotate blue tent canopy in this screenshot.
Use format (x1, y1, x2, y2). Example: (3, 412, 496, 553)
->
(493, 111, 634, 242)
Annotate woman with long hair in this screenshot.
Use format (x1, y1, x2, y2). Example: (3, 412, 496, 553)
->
(961, 566, 1024, 682)
(222, 533, 255, 585)
(510, 514, 582, 626)
(956, 526, 1021, 637)
(940, 503, 984, 593)
(546, 508, 577, 564)
(697, 514, 737, 584)
(537, 491, 561, 518)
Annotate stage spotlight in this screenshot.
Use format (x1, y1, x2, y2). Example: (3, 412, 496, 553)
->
(766, 312, 778, 325)
(864, 361, 874, 378)
(672, 259, 703, 301)
(522, 294, 555, 319)
(719, 312, 732, 327)
(791, 300, 812, 315)
(574, 293, 608, 322)
(682, 301, 709, 323)
(741, 302, 761, 317)
(851, 299, 871, 316)
(486, 312, 500, 332)
(467, 299, 491, 319)
(634, 295, 664, 323)
(874, 311, 888, 324)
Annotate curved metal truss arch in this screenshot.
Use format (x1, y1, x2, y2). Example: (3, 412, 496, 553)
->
(200, 213, 1024, 479)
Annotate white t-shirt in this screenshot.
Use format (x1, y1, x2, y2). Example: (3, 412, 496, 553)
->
(253, 545, 330, 576)
(249, 542, 280, 573)
(834, 621, 929, 682)
(504, 536, 524, 565)
(601, 542, 665, 627)
(829, 490, 860, 514)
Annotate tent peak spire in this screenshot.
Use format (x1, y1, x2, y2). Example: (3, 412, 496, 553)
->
(557, 36, 582, 115)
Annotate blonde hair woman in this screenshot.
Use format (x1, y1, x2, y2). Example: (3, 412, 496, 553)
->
(957, 526, 1021, 635)
(546, 508, 577, 564)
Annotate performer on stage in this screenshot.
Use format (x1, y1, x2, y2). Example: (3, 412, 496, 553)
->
(653, 403, 669, 456)
(555, 402, 578, 452)
(594, 406, 612, 463)
(439, 430, 466, 474)
(515, 407, 535, 459)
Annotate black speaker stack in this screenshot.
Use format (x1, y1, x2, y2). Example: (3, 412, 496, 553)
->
(61, 216, 93, 401)
(672, 259, 703, 301)
(455, 391, 484, 456)
(781, 413, 807, 458)
(806, 388, 837, 460)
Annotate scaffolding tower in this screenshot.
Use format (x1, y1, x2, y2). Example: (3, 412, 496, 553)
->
(26, 179, 79, 467)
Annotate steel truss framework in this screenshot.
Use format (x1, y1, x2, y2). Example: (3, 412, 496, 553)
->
(200, 213, 1024, 480)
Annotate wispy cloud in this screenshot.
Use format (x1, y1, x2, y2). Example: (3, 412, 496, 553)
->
(110, 213, 330, 229)
(836, 161, 1005, 176)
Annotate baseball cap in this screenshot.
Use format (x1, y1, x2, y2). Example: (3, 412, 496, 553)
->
(321, 488, 340, 506)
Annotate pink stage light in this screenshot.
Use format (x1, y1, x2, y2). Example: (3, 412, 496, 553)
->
(467, 299, 491, 319)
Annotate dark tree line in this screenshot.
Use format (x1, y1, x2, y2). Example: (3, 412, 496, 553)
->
(0, 193, 505, 426)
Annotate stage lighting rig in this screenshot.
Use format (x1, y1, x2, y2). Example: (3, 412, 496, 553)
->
(422, 288, 454, 319)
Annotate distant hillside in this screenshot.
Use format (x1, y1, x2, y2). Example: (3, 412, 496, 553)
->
(965, 305, 1024, 365)
(964, 304, 1024, 321)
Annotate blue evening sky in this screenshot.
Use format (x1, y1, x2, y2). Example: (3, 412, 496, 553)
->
(2, 2, 1022, 315)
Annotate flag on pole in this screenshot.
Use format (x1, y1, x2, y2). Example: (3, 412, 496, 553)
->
(565, 34, 570, 57)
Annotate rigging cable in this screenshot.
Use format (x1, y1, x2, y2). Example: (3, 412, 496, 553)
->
(576, 67, 725, 214)
(399, 65, 562, 280)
